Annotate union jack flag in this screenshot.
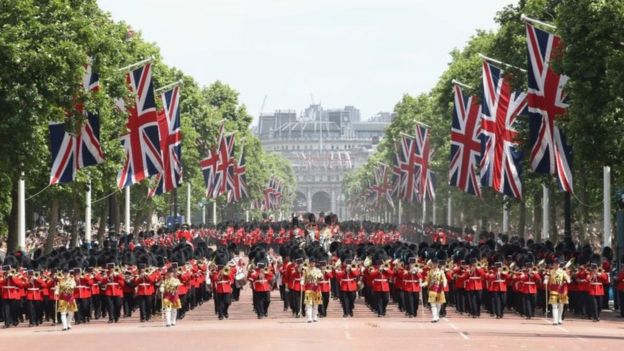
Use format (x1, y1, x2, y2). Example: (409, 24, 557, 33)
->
(263, 176, 283, 211)
(415, 124, 435, 202)
(149, 86, 183, 197)
(526, 23, 573, 192)
(116, 63, 163, 189)
(370, 164, 395, 209)
(213, 127, 236, 197)
(227, 147, 248, 203)
(450, 84, 482, 197)
(49, 61, 104, 185)
(396, 134, 420, 202)
(200, 148, 219, 198)
(479, 61, 527, 199)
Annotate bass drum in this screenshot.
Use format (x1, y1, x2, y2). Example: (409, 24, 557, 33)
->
(235, 271, 247, 288)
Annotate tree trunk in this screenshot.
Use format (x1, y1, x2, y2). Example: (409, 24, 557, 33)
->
(112, 192, 120, 234)
(44, 198, 60, 255)
(97, 201, 108, 244)
(518, 200, 526, 240)
(70, 197, 80, 248)
(550, 185, 558, 243)
(533, 192, 541, 242)
(7, 181, 18, 253)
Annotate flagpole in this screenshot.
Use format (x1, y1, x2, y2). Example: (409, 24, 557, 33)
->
(520, 14, 557, 30)
(212, 201, 217, 225)
(451, 79, 474, 90)
(125, 186, 131, 234)
(202, 203, 206, 225)
(422, 198, 427, 225)
(398, 199, 402, 225)
(479, 53, 527, 73)
(447, 193, 452, 226)
(17, 172, 26, 251)
(502, 196, 510, 235)
(155, 80, 183, 94)
(542, 185, 550, 241)
(604, 166, 612, 248)
(118, 56, 155, 72)
(432, 199, 437, 225)
(186, 182, 191, 225)
(85, 178, 92, 245)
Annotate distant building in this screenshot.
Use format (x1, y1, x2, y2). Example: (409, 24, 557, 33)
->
(256, 104, 389, 218)
(368, 112, 396, 123)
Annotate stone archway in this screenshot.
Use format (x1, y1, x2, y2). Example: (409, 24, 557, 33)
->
(311, 191, 331, 212)
(294, 191, 307, 212)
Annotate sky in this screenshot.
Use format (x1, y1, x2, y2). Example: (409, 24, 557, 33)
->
(98, 0, 517, 124)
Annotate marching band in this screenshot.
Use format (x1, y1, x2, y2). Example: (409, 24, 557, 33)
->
(1, 219, 623, 330)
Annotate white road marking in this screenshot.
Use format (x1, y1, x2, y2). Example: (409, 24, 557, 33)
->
(443, 318, 469, 340)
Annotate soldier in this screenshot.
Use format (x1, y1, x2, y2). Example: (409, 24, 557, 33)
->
(134, 264, 157, 322)
(317, 260, 332, 317)
(423, 258, 448, 323)
(486, 261, 509, 319)
(160, 267, 182, 327)
(1, 265, 25, 328)
(369, 258, 393, 317)
(248, 261, 273, 319)
(400, 256, 423, 318)
(587, 261, 609, 322)
(211, 263, 234, 320)
(73, 268, 92, 324)
(334, 258, 360, 317)
(545, 259, 571, 325)
(518, 261, 541, 320)
(56, 269, 78, 331)
(25, 270, 45, 326)
(303, 257, 323, 323)
(101, 263, 125, 323)
(617, 257, 624, 318)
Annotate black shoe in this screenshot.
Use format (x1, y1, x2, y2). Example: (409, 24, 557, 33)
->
(264, 313, 268, 317)
(218, 315, 224, 320)
(343, 314, 348, 318)
(257, 315, 262, 319)
(107, 320, 114, 323)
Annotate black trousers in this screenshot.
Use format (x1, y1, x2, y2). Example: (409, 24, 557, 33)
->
(404, 291, 420, 316)
(340, 291, 356, 315)
(375, 291, 389, 316)
(122, 293, 134, 317)
(491, 291, 506, 318)
(290, 289, 303, 315)
(253, 291, 270, 317)
(3, 299, 19, 327)
(618, 291, 624, 317)
(279, 285, 288, 309)
(106, 296, 122, 322)
(75, 298, 91, 323)
(455, 288, 466, 313)
(136, 295, 153, 321)
(523, 293, 536, 318)
(468, 290, 482, 316)
(215, 292, 232, 318)
(318, 292, 330, 316)
(231, 285, 240, 301)
(92, 295, 103, 319)
(26, 300, 42, 325)
(589, 295, 603, 320)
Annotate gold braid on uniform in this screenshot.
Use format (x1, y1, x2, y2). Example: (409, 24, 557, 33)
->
(426, 268, 447, 304)
(549, 268, 570, 305)
(304, 267, 323, 305)
(57, 277, 78, 313)
(162, 277, 182, 309)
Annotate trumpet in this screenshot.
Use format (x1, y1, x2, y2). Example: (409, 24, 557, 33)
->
(113, 267, 122, 275)
(501, 265, 510, 274)
(222, 266, 231, 276)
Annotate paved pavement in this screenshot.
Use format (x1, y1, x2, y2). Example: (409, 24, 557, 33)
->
(1, 289, 623, 351)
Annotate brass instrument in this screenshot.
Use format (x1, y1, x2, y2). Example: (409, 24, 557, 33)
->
(8, 268, 17, 276)
(222, 266, 231, 276)
(177, 267, 184, 274)
(33, 271, 41, 279)
(113, 267, 122, 275)
(382, 262, 391, 271)
(501, 265, 510, 274)
(564, 258, 575, 270)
